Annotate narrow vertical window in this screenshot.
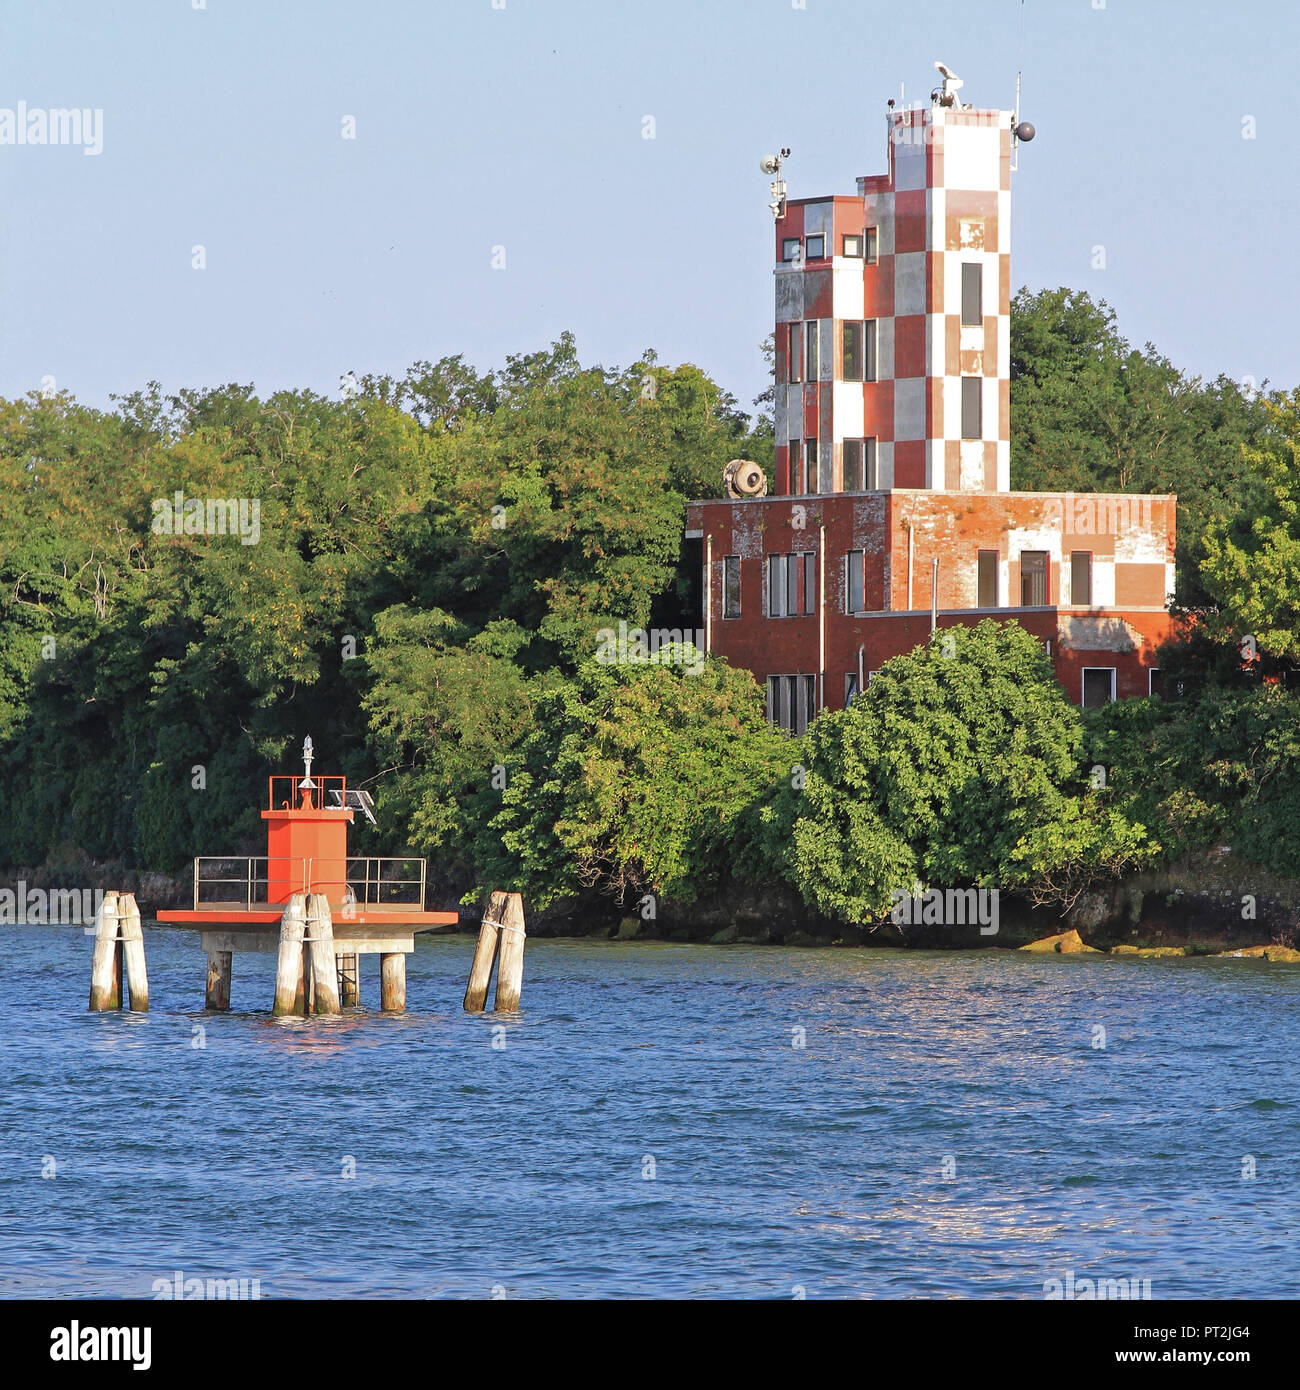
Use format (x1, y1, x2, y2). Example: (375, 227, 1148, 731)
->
(723, 556, 741, 618)
(843, 439, 862, 491)
(977, 550, 999, 608)
(805, 321, 820, 380)
(865, 226, 878, 264)
(1020, 551, 1048, 607)
(802, 552, 816, 615)
(800, 674, 817, 734)
(961, 263, 983, 327)
(846, 550, 865, 613)
(805, 437, 819, 494)
(1071, 551, 1092, 606)
(787, 322, 802, 383)
(788, 439, 801, 492)
(864, 437, 877, 489)
(785, 553, 799, 617)
(842, 321, 863, 381)
(961, 376, 982, 439)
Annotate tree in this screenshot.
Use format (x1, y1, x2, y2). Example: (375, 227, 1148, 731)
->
(1199, 390, 1300, 662)
(1010, 287, 1270, 606)
(477, 654, 789, 909)
(786, 621, 1144, 921)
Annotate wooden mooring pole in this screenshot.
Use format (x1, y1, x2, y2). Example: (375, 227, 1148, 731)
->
(272, 893, 307, 1016)
(306, 893, 341, 1016)
(463, 890, 526, 1012)
(463, 890, 506, 1012)
(118, 892, 149, 1012)
(493, 893, 526, 1012)
(88, 891, 121, 1012)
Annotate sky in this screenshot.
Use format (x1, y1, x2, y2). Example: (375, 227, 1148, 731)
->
(0, 0, 1296, 416)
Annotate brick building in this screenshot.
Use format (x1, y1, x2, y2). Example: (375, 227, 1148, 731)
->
(685, 72, 1176, 732)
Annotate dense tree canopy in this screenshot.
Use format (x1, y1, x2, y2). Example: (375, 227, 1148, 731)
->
(1, 301, 1296, 919)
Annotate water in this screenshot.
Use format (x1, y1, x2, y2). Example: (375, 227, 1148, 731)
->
(2, 926, 1297, 1299)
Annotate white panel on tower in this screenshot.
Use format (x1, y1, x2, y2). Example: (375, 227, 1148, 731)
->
(941, 124, 1000, 191)
(832, 382, 865, 439)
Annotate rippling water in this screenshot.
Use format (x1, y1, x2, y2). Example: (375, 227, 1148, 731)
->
(1, 925, 1297, 1298)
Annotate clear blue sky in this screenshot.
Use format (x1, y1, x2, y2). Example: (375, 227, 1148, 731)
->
(1, 0, 1295, 415)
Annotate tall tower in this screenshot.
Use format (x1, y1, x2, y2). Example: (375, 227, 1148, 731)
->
(772, 79, 1013, 496)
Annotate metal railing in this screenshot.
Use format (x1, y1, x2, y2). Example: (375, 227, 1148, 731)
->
(266, 775, 348, 813)
(192, 855, 426, 911)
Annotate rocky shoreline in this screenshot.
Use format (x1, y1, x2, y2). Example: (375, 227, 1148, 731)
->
(5, 847, 1297, 959)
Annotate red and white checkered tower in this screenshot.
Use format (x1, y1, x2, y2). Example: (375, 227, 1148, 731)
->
(773, 63, 1014, 496)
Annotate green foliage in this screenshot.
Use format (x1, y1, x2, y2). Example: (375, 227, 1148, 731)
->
(1085, 684, 1300, 873)
(786, 622, 1098, 921)
(477, 654, 789, 909)
(362, 606, 537, 887)
(0, 338, 766, 882)
(1200, 390, 1300, 662)
(1010, 287, 1271, 606)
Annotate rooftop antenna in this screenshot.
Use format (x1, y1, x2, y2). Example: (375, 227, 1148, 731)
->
(933, 61, 967, 109)
(759, 148, 790, 220)
(1011, 0, 1036, 169)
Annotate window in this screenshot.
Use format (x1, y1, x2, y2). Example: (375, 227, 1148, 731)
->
(977, 550, 999, 608)
(1071, 551, 1092, 606)
(865, 227, 878, 263)
(1082, 668, 1116, 709)
(843, 322, 863, 381)
(845, 672, 860, 704)
(842, 438, 878, 491)
(841, 320, 878, 382)
(787, 322, 802, 383)
(805, 437, 818, 493)
(788, 439, 801, 489)
(961, 376, 982, 438)
(843, 439, 861, 491)
(961, 263, 983, 327)
(767, 674, 818, 735)
(722, 556, 741, 618)
(767, 553, 817, 617)
(845, 550, 865, 613)
(782, 237, 802, 262)
(1020, 551, 1049, 606)
(805, 234, 825, 259)
(805, 321, 820, 379)
(842, 233, 862, 257)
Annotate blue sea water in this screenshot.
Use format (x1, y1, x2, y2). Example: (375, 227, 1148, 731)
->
(1, 925, 1297, 1299)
